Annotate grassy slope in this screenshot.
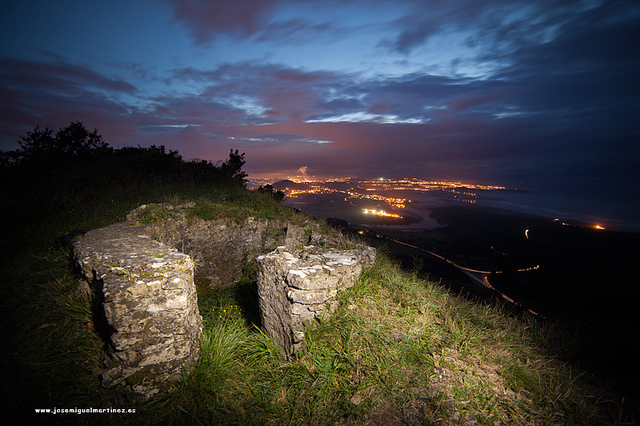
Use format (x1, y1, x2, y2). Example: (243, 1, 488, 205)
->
(0, 161, 636, 424)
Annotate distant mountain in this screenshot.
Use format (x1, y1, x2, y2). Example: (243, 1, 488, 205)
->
(272, 179, 300, 190)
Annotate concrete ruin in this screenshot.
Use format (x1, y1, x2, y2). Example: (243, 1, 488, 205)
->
(73, 203, 375, 398)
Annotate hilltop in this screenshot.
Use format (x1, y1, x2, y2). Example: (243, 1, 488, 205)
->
(0, 124, 637, 424)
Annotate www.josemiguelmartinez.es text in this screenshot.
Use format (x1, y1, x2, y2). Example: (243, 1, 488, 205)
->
(34, 407, 136, 415)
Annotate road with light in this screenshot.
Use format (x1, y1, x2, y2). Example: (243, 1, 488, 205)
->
(387, 237, 543, 317)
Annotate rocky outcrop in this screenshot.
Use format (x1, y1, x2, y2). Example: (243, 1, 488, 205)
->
(73, 222, 202, 399)
(257, 245, 376, 356)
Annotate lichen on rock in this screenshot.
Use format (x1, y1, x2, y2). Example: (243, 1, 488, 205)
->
(73, 222, 203, 399)
(256, 244, 376, 356)
(73, 203, 375, 397)
(126, 203, 319, 290)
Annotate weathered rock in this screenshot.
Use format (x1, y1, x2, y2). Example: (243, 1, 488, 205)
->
(73, 203, 375, 396)
(73, 222, 203, 399)
(154, 217, 284, 289)
(256, 245, 376, 356)
(127, 203, 317, 289)
(284, 224, 316, 248)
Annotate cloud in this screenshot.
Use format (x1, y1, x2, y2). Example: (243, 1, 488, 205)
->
(2, 0, 638, 195)
(170, 63, 343, 124)
(487, 1, 640, 139)
(255, 19, 337, 43)
(160, 0, 378, 46)
(0, 55, 136, 95)
(380, 0, 576, 55)
(0, 51, 607, 184)
(0, 56, 138, 149)
(306, 111, 427, 124)
(160, 0, 282, 43)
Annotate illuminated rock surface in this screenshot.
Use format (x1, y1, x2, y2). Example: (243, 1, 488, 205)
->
(257, 244, 376, 356)
(73, 222, 203, 399)
(127, 203, 291, 289)
(72, 203, 375, 397)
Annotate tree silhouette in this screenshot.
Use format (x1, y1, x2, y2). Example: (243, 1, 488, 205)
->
(220, 149, 248, 185)
(1, 123, 250, 193)
(12, 121, 110, 163)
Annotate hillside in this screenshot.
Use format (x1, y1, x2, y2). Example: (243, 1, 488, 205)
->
(0, 124, 637, 424)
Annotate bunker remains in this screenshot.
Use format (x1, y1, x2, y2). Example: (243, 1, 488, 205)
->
(73, 203, 376, 396)
(74, 222, 202, 399)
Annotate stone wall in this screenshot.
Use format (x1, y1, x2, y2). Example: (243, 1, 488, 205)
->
(257, 244, 376, 356)
(126, 204, 305, 289)
(73, 203, 376, 397)
(74, 222, 202, 399)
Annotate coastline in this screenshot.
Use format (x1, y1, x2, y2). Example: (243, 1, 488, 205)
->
(270, 177, 640, 233)
(476, 190, 640, 233)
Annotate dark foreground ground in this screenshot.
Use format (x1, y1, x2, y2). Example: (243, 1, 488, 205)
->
(340, 204, 640, 405)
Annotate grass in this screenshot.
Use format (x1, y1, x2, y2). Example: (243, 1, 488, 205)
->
(1, 157, 636, 424)
(185, 194, 302, 224)
(139, 254, 612, 425)
(4, 240, 629, 424)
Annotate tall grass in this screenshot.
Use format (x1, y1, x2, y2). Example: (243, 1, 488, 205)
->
(133, 254, 615, 425)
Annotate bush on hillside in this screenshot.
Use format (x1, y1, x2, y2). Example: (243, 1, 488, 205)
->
(0, 122, 247, 193)
(256, 184, 285, 202)
(220, 149, 248, 185)
(5, 121, 110, 164)
(0, 122, 250, 251)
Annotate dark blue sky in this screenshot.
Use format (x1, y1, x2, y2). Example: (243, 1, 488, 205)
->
(1, 0, 638, 195)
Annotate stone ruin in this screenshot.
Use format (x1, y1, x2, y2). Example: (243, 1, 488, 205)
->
(74, 222, 202, 398)
(73, 203, 375, 398)
(257, 245, 376, 356)
(133, 204, 288, 290)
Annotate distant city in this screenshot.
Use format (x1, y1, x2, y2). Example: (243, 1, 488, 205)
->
(248, 176, 624, 232)
(248, 177, 507, 220)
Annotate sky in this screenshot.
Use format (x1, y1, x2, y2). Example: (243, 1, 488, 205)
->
(1, 0, 639, 199)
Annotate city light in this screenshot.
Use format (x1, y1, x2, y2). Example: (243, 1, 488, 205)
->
(272, 177, 505, 210)
(363, 209, 402, 218)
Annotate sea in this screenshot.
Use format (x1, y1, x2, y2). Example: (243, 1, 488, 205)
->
(290, 187, 639, 233)
(475, 188, 640, 232)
